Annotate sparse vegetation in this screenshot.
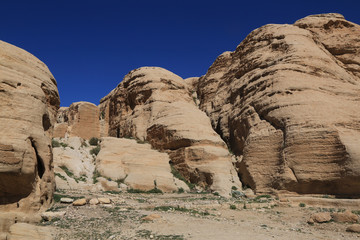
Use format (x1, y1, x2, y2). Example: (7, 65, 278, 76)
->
(90, 145, 101, 155)
(299, 203, 306, 207)
(55, 172, 66, 181)
(177, 187, 184, 193)
(232, 186, 238, 190)
(230, 204, 237, 210)
(59, 165, 74, 178)
(89, 137, 99, 146)
(154, 205, 210, 216)
(52, 139, 61, 148)
(127, 188, 163, 194)
(81, 140, 88, 148)
(60, 142, 68, 148)
(170, 165, 195, 189)
(92, 170, 101, 183)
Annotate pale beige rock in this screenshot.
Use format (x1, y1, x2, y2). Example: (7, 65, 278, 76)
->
(8, 223, 52, 240)
(41, 211, 65, 221)
(72, 198, 87, 206)
(98, 198, 111, 204)
(54, 102, 100, 139)
(96, 137, 179, 192)
(347, 224, 360, 233)
(141, 214, 161, 221)
(197, 14, 360, 195)
(89, 198, 99, 205)
(0, 40, 59, 213)
(331, 210, 359, 223)
(99, 67, 241, 196)
(309, 212, 332, 223)
(60, 198, 73, 204)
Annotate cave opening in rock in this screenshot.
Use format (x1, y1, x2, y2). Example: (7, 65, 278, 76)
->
(30, 139, 45, 179)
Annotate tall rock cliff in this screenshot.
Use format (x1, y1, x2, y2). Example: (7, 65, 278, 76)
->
(53, 101, 100, 140)
(196, 13, 360, 195)
(0, 40, 59, 213)
(100, 67, 241, 195)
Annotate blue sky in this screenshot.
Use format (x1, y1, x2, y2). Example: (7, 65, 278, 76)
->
(1, 0, 359, 107)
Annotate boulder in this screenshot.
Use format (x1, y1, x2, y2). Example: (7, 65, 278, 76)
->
(141, 214, 161, 221)
(41, 211, 65, 221)
(309, 212, 332, 223)
(98, 198, 111, 204)
(96, 137, 180, 192)
(0, 40, 59, 213)
(331, 210, 359, 223)
(196, 13, 360, 195)
(89, 198, 99, 205)
(53, 102, 100, 139)
(347, 224, 360, 233)
(99, 67, 241, 196)
(60, 198, 73, 204)
(72, 198, 87, 206)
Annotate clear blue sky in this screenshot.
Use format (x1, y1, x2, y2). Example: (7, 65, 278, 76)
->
(1, 0, 359, 107)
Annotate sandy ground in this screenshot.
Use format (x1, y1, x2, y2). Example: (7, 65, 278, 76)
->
(41, 190, 360, 240)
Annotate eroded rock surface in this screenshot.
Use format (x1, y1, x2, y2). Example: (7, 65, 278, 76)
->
(99, 67, 241, 195)
(96, 137, 188, 192)
(197, 13, 360, 195)
(0, 40, 59, 238)
(53, 102, 100, 140)
(0, 40, 59, 211)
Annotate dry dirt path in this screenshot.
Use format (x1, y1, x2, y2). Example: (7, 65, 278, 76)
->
(41, 190, 360, 240)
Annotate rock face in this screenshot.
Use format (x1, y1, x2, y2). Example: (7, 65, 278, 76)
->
(0, 40, 59, 212)
(196, 13, 360, 195)
(53, 101, 100, 140)
(96, 137, 188, 192)
(99, 67, 241, 195)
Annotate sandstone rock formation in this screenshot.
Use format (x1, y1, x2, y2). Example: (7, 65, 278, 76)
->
(0, 40, 59, 238)
(96, 137, 188, 192)
(53, 101, 100, 140)
(99, 67, 241, 195)
(196, 13, 360, 195)
(0, 40, 59, 210)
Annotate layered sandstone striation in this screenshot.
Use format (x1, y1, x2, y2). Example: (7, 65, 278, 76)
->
(0, 40, 59, 210)
(53, 101, 100, 139)
(0, 40, 59, 238)
(196, 13, 360, 195)
(99, 67, 241, 195)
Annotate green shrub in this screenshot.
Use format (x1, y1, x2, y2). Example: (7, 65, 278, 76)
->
(52, 139, 60, 148)
(59, 166, 74, 178)
(92, 170, 101, 184)
(90, 146, 101, 156)
(230, 204, 237, 210)
(177, 187, 184, 193)
(231, 186, 238, 190)
(127, 188, 163, 194)
(60, 142, 68, 148)
(89, 137, 99, 146)
(299, 203, 306, 207)
(55, 173, 66, 181)
(81, 141, 88, 148)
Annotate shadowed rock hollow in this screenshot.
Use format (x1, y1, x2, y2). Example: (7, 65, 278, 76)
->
(196, 13, 360, 195)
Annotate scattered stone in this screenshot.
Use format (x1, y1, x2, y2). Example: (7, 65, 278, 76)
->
(89, 198, 99, 205)
(98, 198, 111, 204)
(331, 210, 359, 223)
(41, 211, 66, 221)
(73, 198, 87, 206)
(309, 212, 332, 223)
(346, 224, 360, 233)
(60, 198, 74, 204)
(141, 214, 161, 221)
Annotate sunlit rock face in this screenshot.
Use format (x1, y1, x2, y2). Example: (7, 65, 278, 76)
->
(0, 40, 59, 212)
(99, 67, 241, 196)
(53, 101, 100, 140)
(197, 13, 360, 196)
